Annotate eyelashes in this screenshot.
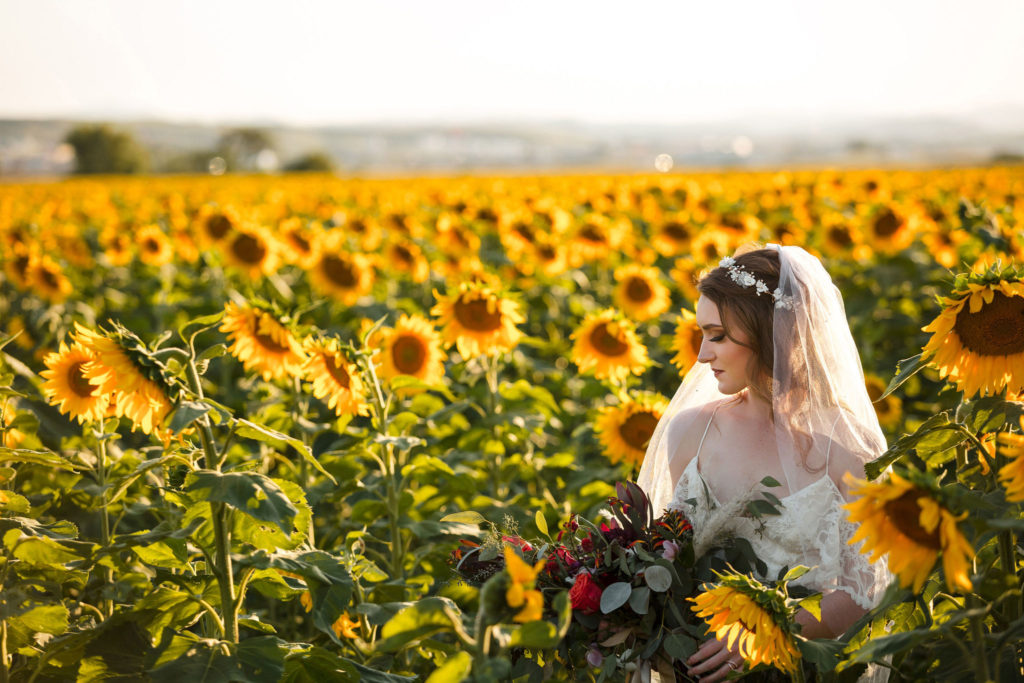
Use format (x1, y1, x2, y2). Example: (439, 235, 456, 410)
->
(707, 335, 725, 343)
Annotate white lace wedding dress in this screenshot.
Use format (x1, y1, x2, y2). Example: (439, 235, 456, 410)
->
(666, 415, 890, 682)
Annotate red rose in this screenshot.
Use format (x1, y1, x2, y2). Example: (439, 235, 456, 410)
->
(569, 572, 603, 614)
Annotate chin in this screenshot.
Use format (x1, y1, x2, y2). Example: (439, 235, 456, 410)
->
(714, 379, 746, 395)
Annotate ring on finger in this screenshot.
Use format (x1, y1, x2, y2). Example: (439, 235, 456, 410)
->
(725, 660, 739, 671)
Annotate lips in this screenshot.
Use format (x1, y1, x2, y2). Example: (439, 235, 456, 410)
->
(712, 369, 723, 377)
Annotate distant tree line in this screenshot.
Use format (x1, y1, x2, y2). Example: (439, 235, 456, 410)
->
(63, 123, 336, 175)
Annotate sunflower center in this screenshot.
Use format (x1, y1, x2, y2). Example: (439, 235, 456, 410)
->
(625, 276, 653, 303)
(701, 243, 719, 262)
(454, 296, 503, 332)
(828, 226, 853, 248)
(254, 324, 291, 354)
(232, 233, 267, 265)
(720, 215, 744, 231)
(13, 255, 30, 280)
(579, 225, 605, 244)
(68, 361, 96, 398)
(589, 322, 629, 356)
(873, 210, 902, 238)
(143, 238, 161, 253)
(392, 335, 427, 374)
(883, 490, 941, 549)
(538, 245, 556, 260)
(348, 219, 367, 234)
(393, 245, 414, 266)
(662, 222, 689, 241)
(322, 255, 357, 288)
(39, 266, 60, 290)
(288, 232, 311, 253)
(619, 411, 659, 450)
(206, 213, 232, 240)
(323, 353, 351, 389)
(513, 222, 535, 242)
(953, 291, 1024, 356)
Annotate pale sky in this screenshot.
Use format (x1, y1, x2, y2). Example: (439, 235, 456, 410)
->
(1, 0, 1022, 126)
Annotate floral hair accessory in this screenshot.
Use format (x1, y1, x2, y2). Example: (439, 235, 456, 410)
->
(718, 256, 795, 310)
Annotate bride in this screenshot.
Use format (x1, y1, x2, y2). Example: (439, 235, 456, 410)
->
(638, 244, 891, 682)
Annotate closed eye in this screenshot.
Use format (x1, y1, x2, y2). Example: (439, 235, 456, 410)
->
(707, 334, 725, 343)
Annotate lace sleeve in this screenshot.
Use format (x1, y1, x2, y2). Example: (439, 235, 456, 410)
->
(813, 460, 892, 610)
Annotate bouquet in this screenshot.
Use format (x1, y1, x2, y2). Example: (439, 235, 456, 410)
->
(450, 481, 776, 680)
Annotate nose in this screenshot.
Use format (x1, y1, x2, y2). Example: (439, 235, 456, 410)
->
(696, 338, 714, 364)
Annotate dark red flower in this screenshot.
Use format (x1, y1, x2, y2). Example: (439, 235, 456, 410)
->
(502, 535, 533, 552)
(569, 572, 603, 614)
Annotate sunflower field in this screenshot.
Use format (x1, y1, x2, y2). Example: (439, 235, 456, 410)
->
(2, 167, 1024, 682)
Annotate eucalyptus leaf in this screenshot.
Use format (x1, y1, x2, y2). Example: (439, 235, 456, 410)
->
(644, 566, 673, 593)
(600, 582, 632, 614)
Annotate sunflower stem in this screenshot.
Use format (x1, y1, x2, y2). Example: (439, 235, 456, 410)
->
(211, 500, 239, 643)
(483, 354, 504, 499)
(178, 351, 221, 470)
(968, 594, 991, 683)
(1, 617, 8, 683)
(95, 430, 114, 619)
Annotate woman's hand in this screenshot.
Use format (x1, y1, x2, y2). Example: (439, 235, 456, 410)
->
(685, 635, 741, 681)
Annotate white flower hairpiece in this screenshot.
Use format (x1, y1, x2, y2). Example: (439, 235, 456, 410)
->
(718, 257, 795, 310)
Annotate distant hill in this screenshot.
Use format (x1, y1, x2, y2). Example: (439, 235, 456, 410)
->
(2, 111, 1023, 177)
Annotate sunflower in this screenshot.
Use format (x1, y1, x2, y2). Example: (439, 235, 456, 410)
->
(277, 217, 319, 268)
(301, 336, 369, 417)
(690, 580, 801, 673)
(997, 430, 1024, 502)
(100, 227, 134, 266)
(136, 224, 175, 267)
(195, 205, 240, 247)
(651, 213, 694, 257)
(864, 374, 902, 430)
(40, 341, 108, 424)
(861, 204, 917, 254)
(3, 246, 35, 289)
(341, 214, 383, 252)
(613, 264, 671, 322)
(220, 302, 307, 381)
(309, 236, 375, 305)
(670, 308, 703, 377)
(689, 229, 734, 267)
(570, 309, 649, 381)
(844, 471, 973, 593)
(570, 214, 627, 264)
(921, 271, 1024, 397)
(431, 281, 524, 359)
(384, 240, 430, 283)
(669, 256, 703, 304)
(223, 226, 279, 279)
(74, 324, 174, 436)
(31, 254, 73, 303)
(595, 392, 668, 468)
(374, 314, 447, 387)
(532, 236, 570, 278)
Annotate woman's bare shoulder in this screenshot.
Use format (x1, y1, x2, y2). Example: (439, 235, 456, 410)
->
(664, 399, 729, 473)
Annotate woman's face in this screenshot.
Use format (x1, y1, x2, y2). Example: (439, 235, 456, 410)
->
(695, 295, 756, 395)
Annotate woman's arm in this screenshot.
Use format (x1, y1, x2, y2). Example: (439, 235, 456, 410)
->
(795, 588, 867, 639)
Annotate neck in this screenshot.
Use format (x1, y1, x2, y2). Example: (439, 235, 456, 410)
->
(736, 388, 773, 425)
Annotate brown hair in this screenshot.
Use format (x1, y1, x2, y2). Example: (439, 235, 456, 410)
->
(698, 245, 821, 472)
(696, 246, 780, 406)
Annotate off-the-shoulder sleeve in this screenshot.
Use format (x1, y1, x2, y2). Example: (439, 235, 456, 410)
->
(811, 481, 891, 611)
